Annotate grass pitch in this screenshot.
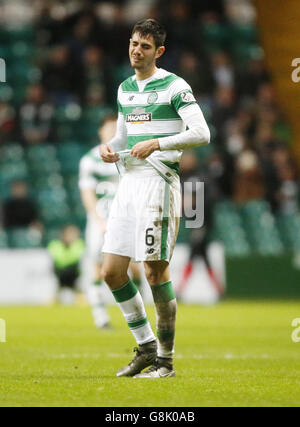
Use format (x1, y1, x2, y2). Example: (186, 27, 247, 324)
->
(0, 300, 300, 407)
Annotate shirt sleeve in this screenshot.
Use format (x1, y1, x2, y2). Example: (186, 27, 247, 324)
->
(158, 78, 210, 150)
(158, 103, 210, 150)
(78, 156, 98, 190)
(107, 112, 127, 152)
(107, 85, 127, 152)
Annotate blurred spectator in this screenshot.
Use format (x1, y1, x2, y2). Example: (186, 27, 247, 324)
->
(47, 225, 85, 305)
(233, 149, 265, 203)
(270, 145, 299, 213)
(18, 84, 55, 145)
(211, 85, 236, 142)
(162, 0, 194, 52)
(256, 82, 277, 111)
(100, 3, 131, 65)
(225, 0, 256, 24)
(42, 45, 84, 103)
(82, 46, 111, 104)
(236, 57, 269, 96)
(225, 119, 247, 156)
(210, 51, 235, 88)
(276, 162, 299, 214)
(177, 51, 214, 96)
(0, 101, 16, 144)
(68, 13, 103, 61)
(2, 181, 40, 229)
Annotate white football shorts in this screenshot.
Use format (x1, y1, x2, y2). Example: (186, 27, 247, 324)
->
(102, 166, 181, 262)
(85, 214, 105, 263)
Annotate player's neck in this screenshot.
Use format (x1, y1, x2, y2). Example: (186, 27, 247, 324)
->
(135, 65, 158, 81)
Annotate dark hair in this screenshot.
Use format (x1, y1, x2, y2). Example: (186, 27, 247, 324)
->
(131, 19, 166, 48)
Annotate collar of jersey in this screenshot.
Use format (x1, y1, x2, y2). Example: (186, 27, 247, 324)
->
(132, 68, 170, 91)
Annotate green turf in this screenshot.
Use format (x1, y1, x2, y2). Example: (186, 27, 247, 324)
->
(0, 300, 300, 407)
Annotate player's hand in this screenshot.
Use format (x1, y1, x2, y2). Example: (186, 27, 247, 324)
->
(100, 144, 120, 163)
(130, 139, 160, 160)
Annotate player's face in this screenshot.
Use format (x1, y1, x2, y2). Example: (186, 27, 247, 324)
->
(129, 32, 163, 71)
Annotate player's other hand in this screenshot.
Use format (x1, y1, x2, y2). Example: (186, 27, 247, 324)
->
(130, 139, 160, 160)
(100, 144, 120, 163)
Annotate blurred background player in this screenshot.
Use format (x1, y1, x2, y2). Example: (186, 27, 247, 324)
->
(47, 225, 85, 305)
(177, 152, 225, 298)
(79, 115, 142, 329)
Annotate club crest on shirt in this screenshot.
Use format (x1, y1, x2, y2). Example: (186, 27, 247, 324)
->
(126, 107, 152, 124)
(147, 92, 158, 105)
(181, 91, 195, 103)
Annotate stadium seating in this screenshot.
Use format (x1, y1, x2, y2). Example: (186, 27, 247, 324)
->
(8, 228, 42, 249)
(213, 201, 251, 256)
(239, 201, 284, 255)
(37, 186, 72, 227)
(0, 230, 8, 248)
(56, 142, 85, 174)
(0, 143, 29, 186)
(277, 212, 300, 251)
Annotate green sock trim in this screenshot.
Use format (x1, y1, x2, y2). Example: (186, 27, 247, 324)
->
(93, 280, 103, 286)
(112, 280, 138, 303)
(157, 330, 175, 341)
(151, 281, 175, 303)
(128, 317, 148, 329)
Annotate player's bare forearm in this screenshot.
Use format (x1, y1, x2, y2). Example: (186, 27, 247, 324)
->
(130, 139, 160, 160)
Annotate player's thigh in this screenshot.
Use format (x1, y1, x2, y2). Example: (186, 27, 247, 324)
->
(143, 260, 170, 286)
(93, 262, 103, 282)
(129, 262, 141, 279)
(102, 253, 131, 288)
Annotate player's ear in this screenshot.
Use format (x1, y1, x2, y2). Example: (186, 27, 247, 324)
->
(156, 46, 165, 59)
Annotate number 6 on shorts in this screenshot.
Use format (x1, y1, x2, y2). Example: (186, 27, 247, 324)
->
(145, 228, 155, 246)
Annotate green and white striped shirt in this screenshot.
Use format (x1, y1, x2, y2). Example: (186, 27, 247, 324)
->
(79, 146, 119, 218)
(109, 68, 210, 173)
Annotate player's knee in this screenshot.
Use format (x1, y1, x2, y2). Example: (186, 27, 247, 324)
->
(102, 268, 126, 288)
(145, 271, 163, 286)
(102, 268, 116, 285)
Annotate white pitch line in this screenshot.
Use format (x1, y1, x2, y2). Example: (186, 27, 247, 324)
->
(49, 353, 272, 360)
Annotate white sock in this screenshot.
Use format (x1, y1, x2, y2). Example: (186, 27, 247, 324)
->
(87, 281, 110, 327)
(112, 280, 155, 345)
(58, 287, 76, 305)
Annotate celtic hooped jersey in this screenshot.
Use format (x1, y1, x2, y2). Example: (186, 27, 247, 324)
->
(117, 68, 197, 173)
(79, 146, 119, 218)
